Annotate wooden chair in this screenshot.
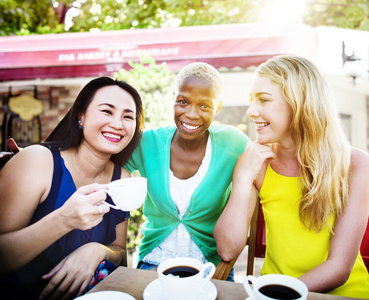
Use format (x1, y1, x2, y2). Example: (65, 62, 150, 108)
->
(361, 219, 369, 271)
(120, 245, 128, 267)
(213, 196, 266, 280)
(7, 138, 21, 153)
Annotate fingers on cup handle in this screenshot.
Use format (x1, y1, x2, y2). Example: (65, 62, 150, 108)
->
(102, 201, 119, 210)
(98, 190, 120, 210)
(100, 189, 109, 195)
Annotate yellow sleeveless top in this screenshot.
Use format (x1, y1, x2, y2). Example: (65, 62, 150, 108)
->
(259, 164, 369, 298)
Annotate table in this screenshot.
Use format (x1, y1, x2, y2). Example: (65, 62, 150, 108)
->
(88, 267, 361, 300)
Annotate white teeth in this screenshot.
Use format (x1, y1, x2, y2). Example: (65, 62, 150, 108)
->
(183, 123, 199, 130)
(103, 133, 121, 139)
(255, 122, 269, 129)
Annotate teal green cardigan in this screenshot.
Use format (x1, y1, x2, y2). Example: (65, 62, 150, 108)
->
(125, 124, 250, 266)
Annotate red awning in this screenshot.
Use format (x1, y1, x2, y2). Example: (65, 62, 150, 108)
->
(0, 23, 318, 81)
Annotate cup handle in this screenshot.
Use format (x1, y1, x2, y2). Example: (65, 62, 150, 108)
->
(200, 262, 216, 281)
(100, 189, 120, 210)
(243, 275, 256, 299)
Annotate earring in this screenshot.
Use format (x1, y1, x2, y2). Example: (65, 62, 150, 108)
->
(78, 120, 82, 129)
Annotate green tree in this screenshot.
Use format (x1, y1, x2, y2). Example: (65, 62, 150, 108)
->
(2, 0, 369, 36)
(114, 55, 175, 129)
(68, 0, 258, 32)
(114, 55, 175, 250)
(0, 0, 70, 35)
(302, 0, 369, 30)
(66, 0, 369, 32)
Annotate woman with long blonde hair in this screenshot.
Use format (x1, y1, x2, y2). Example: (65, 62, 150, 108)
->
(214, 55, 369, 298)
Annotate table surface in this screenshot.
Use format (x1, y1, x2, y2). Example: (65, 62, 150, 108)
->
(88, 267, 361, 300)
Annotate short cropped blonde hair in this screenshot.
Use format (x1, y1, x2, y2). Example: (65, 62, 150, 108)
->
(174, 62, 224, 102)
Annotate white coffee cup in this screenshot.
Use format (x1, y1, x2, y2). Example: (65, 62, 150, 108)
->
(243, 274, 308, 300)
(101, 177, 147, 211)
(157, 257, 216, 300)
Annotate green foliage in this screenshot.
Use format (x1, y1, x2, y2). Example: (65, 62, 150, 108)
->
(2, 0, 369, 36)
(69, 0, 257, 32)
(126, 201, 146, 249)
(302, 0, 369, 30)
(114, 55, 175, 129)
(114, 55, 175, 249)
(0, 0, 69, 36)
(68, 0, 369, 32)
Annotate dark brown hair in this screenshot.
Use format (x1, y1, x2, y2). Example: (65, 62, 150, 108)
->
(42, 77, 144, 166)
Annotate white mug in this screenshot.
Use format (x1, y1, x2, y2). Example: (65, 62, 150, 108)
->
(243, 274, 308, 300)
(157, 257, 216, 300)
(101, 177, 147, 211)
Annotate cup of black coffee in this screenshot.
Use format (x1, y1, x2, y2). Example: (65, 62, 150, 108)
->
(243, 274, 308, 300)
(157, 257, 216, 300)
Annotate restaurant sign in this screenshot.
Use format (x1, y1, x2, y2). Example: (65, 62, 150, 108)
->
(0, 45, 182, 68)
(0, 23, 319, 80)
(0, 35, 307, 69)
(57, 46, 181, 64)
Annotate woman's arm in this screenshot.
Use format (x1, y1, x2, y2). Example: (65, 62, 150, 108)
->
(214, 141, 275, 261)
(0, 146, 110, 274)
(39, 220, 128, 299)
(299, 148, 369, 292)
(214, 165, 257, 261)
(0, 145, 65, 272)
(39, 166, 131, 299)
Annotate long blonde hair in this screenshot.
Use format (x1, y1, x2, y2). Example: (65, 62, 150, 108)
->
(257, 55, 351, 232)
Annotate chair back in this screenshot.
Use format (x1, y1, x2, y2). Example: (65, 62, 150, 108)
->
(255, 203, 266, 259)
(246, 197, 266, 275)
(361, 219, 369, 271)
(246, 197, 261, 275)
(213, 196, 266, 280)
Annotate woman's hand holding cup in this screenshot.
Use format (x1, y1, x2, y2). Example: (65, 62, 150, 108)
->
(59, 183, 110, 231)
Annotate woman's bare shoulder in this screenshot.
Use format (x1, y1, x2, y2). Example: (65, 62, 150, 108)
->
(0, 145, 54, 219)
(348, 148, 369, 206)
(2, 145, 53, 171)
(350, 147, 369, 172)
(16, 144, 51, 157)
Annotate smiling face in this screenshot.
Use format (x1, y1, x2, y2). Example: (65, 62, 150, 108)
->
(79, 85, 137, 156)
(173, 76, 221, 143)
(247, 76, 294, 146)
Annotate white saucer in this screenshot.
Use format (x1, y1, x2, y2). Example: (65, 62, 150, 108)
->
(75, 291, 136, 299)
(143, 279, 217, 300)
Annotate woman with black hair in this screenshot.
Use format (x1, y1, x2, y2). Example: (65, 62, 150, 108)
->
(0, 77, 144, 299)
